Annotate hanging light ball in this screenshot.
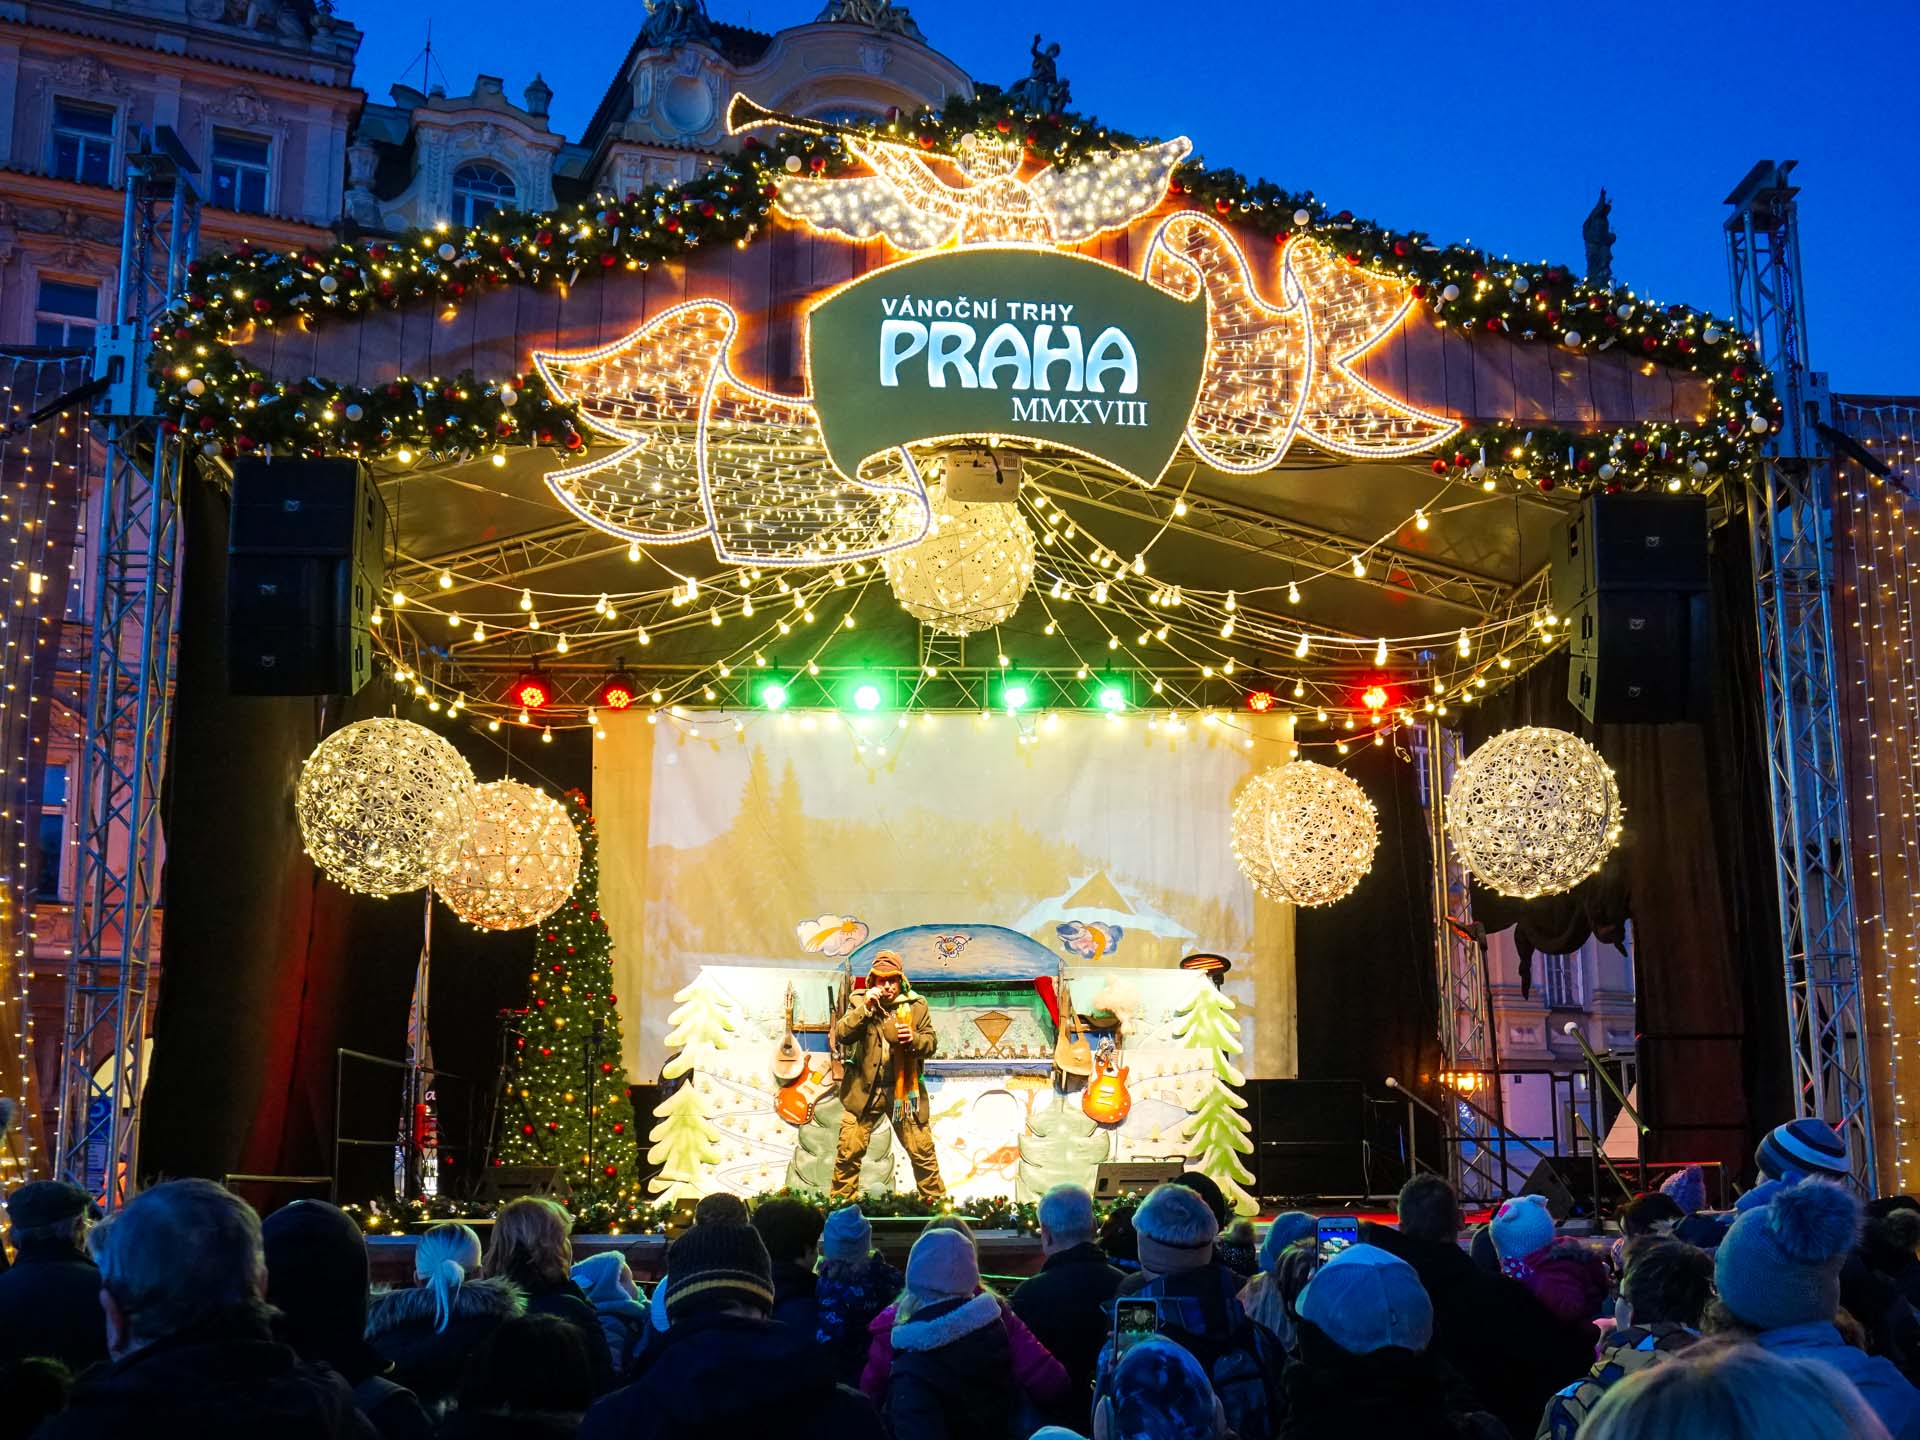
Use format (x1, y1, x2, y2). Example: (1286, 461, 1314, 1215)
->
(1446, 726, 1623, 898)
(435, 780, 582, 930)
(1231, 760, 1379, 907)
(296, 718, 475, 896)
(881, 476, 1035, 636)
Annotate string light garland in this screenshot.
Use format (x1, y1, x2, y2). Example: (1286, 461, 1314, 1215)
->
(881, 477, 1036, 635)
(435, 779, 583, 931)
(1230, 760, 1379, 907)
(295, 718, 475, 897)
(148, 99, 1775, 495)
(1446, 726, 1623, 898)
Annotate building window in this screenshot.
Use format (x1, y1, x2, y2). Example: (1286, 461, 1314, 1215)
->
(35, 763, 68, 902)
(452, 163, 516, 227)
(50, 99, 114, 185)
(34, 279, 99, 348)
(1542, 952, 1584, 1009)
(210, 131, 271, 214)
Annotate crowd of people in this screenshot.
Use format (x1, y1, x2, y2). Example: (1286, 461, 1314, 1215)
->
(0, 1118, 1916, 1437)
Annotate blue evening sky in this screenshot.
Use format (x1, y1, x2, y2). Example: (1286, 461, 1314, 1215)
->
(350, 0, 1917, 395)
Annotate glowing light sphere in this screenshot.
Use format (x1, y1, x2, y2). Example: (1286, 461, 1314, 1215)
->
(1231, 761, 1379, 908)
(296, 718, 475, 897)
(435, 780, 583, 931)
(1446, 726, 1624, 898)
(882, 479, 1035, 636)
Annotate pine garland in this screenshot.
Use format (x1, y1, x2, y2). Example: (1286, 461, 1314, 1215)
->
(152, 99, 1776, 494)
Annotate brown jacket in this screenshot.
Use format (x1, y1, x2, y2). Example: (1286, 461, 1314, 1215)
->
(833, 991, 937, 1120)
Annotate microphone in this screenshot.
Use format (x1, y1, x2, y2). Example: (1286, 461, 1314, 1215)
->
(1562, 1021, 1580, 1036)
(1383, 1076, 1401, 1090)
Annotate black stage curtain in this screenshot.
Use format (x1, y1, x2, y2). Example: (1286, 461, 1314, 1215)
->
(142, 483, 590, 1201)
(1461, 520, 1786, 1179)
(1295, 740, 1444, 1148)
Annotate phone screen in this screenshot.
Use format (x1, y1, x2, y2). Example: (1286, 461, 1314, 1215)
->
(1113, 1299, 1160, 1356)
(1317, 1215, 1358, 1263)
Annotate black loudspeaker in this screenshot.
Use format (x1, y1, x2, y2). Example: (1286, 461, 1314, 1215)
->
(1250, 1081, 1368, 1198)
(1094, 1161, 1184, 1199)
(477, 1164, 572, 1204)
(1552, 494, 1711, 724)
(1519, 1156, 1576, 1221)
(227, 459, 385, 695)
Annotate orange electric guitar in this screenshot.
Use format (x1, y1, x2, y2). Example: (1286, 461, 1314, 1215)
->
(774, 983, 839, 1126)
(1082, 1044, 1132, 1126)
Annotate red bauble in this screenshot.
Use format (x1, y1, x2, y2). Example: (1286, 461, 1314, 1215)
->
(1431, 459, 1448, 475)
(535, 230, 554, 247)
(1545, 309, 1560, 325)
(1640, 336, 1658, 354)
(1730, 365, 1747, 381)
(499, 245, 517, 262)
(1392, 241, 1408, 257)
(1631, 439, 1649, 456)
(809, 156, 827, 172)
(522, 1124, 535, 1135)
(378, 281, 395, 298)
(1411, 283, 1427, 299)
(1576, 457, 1594, 474)
(565, 432, 583, 451)
(612, 1122, 625, 1135)
(236, 435, 255, 450)
(1485, 318, 1502, 332)
(995, 119, 1011, 133)
(698, 202, 716, 217)
(386, 382, 404, 398)
(1336, 210, 1353, 222)
(197, 416, 216, 432)
(664, 217, 680, 231)
(252, 298, 270, 313)
(1537, 476, 1555, 491)
(248, 380, 266, 397)
(1215, 198, 1231, 215)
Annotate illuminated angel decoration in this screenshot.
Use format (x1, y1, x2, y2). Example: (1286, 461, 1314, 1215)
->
(531, 302, 931, 567)
(728, 95, 1190, 250)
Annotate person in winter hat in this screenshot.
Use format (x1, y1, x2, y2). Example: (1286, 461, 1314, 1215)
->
(1490, 1193, 1611, 1331)
(367, 1223, 523, 1420)
(578, 1220, 884, 1440)
(1715, 1175, 1920, 1439)
(1580, 1337, 1892, 1440)
(813, 1206, 901, 1385)
(0, 1180, 107, 1375)
(1659, 1163, 1707, 1217)
(860, 1216, 1068, 1415)
(1280, 1244, 1503, 1440)
(751, 1198, 824, 1339)
(886, 1228, 1019, 1440)
(569, 1252, 649, 1383)
(1108, 1185, 1285, 1440)
(1237, 1212, 1316, 1348)
(260, 1200, 431, 1440)
(1537, 1237, 1713, 1440)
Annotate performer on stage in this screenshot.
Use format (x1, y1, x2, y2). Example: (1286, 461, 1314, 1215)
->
(831, 952, 946, 1203)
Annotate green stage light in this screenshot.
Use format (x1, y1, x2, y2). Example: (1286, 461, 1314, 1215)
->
(1098, 684, 1127, 712)
(852, 682, 883, 712)
(1003, 681, 1032, 711)
(759, 680, 790, 710)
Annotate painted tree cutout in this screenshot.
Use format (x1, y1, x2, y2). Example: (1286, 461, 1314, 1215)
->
(1174, 981, 1256, 1215)
(647, 1079, 724, 1201)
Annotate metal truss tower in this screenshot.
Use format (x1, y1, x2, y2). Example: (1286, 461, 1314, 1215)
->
(1725, 160, 1876, 1192)
(55, 131, 198, 1206)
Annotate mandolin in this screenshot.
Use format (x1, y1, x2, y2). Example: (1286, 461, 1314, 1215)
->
(773, 982, 807, 1083)
(1082, 1045, 1132, 1126)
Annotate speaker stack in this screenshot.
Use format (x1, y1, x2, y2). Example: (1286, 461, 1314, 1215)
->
(1551, 493, 1711, 724)
(227, 459, 386, 696)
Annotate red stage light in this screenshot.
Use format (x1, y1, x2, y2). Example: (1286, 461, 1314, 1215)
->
(1362, 685, 1390, 712)
(511, 669, 552, 710)
(594, 669, 638, 711)
(1244, 689, 1277, 713)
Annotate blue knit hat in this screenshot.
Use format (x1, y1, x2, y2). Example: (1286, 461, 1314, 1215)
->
(1715, 1177, 1859, 1330)
(1755, 1118, 1850, 1184)
(821, 1205, 872, 1264)
(1296, 1243, 1433, 1354)
(1489, 1193, 1556, 1262)
(1259, 1211, 1317, 1272)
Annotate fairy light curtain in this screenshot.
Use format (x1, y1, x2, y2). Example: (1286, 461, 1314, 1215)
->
(1833, 398, 1920, 1192)
(0, 352, 91, 1180)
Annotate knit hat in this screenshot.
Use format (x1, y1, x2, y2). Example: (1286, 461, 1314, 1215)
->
(904, 1227, 978, 1300)
(692, 1191, 751, 1228)
(1259, 1211, 1317, 1273)
(259, 1200, 378, 1375)
(1489, 1193, 1556, 1263)
(1132, 1184, 1218, 1277)
(821, 1205, 873, 1264)
(1296, 1243, 1433, 1355)
(662, 1219, 775, 1320)
(1755, 1118, 1851, 1184)
(571, 1250, 638, 1308)
(1715, 1177, 1859, 1331)
(868, 951, 905, 981)
(1660, 1163, 1708, 1216)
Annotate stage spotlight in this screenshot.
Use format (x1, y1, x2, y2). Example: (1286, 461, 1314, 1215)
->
(594, 669, 638, 711)
(1244, 689, 1277, 713)
(1003, 681, 1032, 712)
(1362, 684, 1391, 713)
(852, 682, 883, 712)
(509, 669, 552, 711)
(758, 679, 791, 710)
(1098, 684, 1127, 712)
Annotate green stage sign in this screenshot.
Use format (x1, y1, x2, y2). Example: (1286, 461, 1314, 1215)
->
(807, 248, 1207, 484)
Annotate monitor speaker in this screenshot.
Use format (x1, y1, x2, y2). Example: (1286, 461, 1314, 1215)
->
(227, 459, 385, 695)
(1549, 493, 1709, 617)
(477, 1164, 572, 1204)
(1519, 1156, 1577, 1221)
(1094, 1161, 1183, 1199)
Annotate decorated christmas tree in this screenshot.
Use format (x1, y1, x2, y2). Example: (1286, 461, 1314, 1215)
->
(648, 973, 741, 1197)
(1173, 979, 1257, 1215)
(495, 790, 640, 1205)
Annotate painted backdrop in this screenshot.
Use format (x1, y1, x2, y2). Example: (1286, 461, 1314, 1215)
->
(594, 709, 1296, 1079)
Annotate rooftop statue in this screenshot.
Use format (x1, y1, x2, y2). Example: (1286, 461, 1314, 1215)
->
(815, 0, 925, 41)
(639, 0, 717, 51)
(1584, 187, 1616, 289)
(1007, 33, 1070, 114)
